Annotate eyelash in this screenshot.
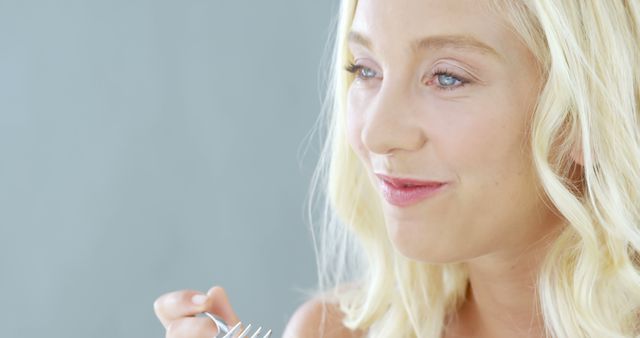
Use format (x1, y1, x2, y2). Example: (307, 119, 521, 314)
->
(344, 62, 470, 91)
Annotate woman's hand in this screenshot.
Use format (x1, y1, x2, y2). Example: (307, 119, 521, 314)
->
(154, 285, 242, 337)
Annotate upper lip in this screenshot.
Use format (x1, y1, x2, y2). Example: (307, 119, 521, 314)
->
(375, 173, 447, 188)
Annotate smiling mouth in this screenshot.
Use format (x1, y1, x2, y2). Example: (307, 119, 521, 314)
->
(378, 178, 448, 207)
(375, 173, 447, 188)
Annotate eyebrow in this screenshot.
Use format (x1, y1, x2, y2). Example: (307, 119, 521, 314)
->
(347, 30, 503, 60)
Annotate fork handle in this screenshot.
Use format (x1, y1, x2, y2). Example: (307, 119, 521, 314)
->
(200, 312, 230, 337)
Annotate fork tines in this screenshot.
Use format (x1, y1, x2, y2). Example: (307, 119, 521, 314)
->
(222, 321, 272, 338)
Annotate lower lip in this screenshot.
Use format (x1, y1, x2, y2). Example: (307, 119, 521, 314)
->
(379, 180, 447, 207)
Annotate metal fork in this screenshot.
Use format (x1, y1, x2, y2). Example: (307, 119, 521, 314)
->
(201, 312, 272, 338)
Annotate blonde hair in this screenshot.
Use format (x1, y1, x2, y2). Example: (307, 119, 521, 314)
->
(302, 0, 640, 337)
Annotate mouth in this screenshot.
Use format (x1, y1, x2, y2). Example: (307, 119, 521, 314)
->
(375, 173, 446, 188)
(375, 173, 448, 207)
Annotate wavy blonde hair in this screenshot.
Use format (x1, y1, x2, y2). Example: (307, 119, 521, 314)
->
(302, 0, 640, 337)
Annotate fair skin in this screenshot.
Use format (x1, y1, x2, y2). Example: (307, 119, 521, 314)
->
(153, 285, 358, 338)
(346, 0, 570, 337)
(153, 0, 579, 337)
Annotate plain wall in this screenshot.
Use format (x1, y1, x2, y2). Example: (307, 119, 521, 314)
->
(0, 0, 339, 336)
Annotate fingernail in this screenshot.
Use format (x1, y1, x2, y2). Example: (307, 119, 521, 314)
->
(192, 294, 207, 305)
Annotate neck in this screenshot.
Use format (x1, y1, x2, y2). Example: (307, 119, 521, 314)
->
(449, 220, 565, 338)
(463, 253, 546, 338)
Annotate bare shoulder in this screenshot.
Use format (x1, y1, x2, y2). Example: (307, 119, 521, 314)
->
(283, 287, 366, 338)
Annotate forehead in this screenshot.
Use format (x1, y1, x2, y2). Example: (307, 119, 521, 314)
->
(349, 0, 511, 60)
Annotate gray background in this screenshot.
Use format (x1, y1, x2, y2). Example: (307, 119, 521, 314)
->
(0, 0, 339, 337)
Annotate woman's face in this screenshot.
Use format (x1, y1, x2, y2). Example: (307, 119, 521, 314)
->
(346, 0, 564, 262)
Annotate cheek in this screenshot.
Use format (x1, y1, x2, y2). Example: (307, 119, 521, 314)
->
(440, 85, 529, 173)
(449, 105, 531, 207)
(346, 92, 367, 158)
(452, 111, 538, 230)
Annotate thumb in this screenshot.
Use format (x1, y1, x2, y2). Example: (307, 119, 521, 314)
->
(205, 286, 241, 327)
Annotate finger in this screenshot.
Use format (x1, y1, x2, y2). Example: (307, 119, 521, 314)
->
(154, 289, 210, 329)
(166, 316, 218, 338)
(205, 286, 241, 327)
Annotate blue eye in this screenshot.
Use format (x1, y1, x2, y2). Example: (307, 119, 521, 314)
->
(430, 70, 468, 91)
(344, 62, 378, 81)
(345, 62, 470, 91)
(437, 74, 461, 87)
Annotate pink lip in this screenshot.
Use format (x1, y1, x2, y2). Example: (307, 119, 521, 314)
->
(375, 174, 445, 187)
(375, 174, 448, 207)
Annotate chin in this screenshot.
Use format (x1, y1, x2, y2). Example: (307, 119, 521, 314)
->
(386, 219, 467, 264)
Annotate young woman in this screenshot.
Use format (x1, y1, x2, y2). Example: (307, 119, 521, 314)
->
(153, 0, 640, 337)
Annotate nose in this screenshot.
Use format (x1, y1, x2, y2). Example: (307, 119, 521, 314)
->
(361, 83, 427, 155)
